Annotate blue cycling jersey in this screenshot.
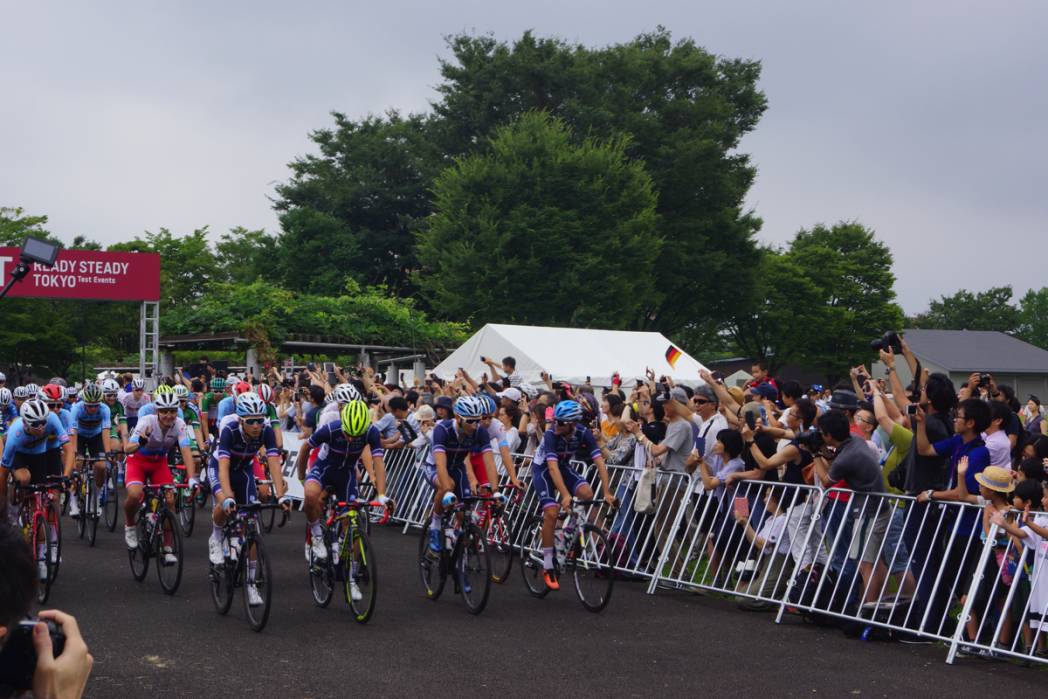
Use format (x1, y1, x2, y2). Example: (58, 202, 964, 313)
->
(47, 409, 73, 451)
(307, 421, 383, 471)
(137, 402, 185, 421)
(1, 413, 69, 468)
(532, 425, 601, 470)
(211, 416, 279, 472)
(69, 402, 112, 438)
(216, 395, 236, 422)
(424, 419, 491, 469)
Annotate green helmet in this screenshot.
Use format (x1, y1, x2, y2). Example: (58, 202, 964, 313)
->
(210, 377, 226, 391)
(340, 400, 371, 437)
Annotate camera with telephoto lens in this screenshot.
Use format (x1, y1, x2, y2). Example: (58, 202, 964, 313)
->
(0, 618, 65, 692)
(794, 429, 824, 452)
(869, 331, 903, 354)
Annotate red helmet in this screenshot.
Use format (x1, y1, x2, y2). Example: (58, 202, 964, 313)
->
(41, 383, 65, 402)
(234, 381, 252, 396)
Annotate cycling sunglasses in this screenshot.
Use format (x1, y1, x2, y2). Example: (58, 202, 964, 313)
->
(157, 408, 178, 415)
(461, 418, 482, 425)
(25, 419, 47, 429)
(556, 420, 578, 427)
(241, 417, 266, 426)
(48, 402, 64, 410)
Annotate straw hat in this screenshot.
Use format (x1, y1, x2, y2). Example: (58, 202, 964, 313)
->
(974, 466, 1015, 494)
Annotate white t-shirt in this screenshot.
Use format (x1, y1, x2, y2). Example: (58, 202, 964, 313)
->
(757, 512, 791, 556)
(982, 429, 1011, 467)
(691, 412, 728, 493)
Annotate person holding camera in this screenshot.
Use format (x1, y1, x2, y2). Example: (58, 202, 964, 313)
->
(0, 523, 93, 699)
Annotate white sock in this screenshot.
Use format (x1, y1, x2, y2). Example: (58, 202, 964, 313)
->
(543, 547, 555, 570)
(308, 519, 322, 537)
(430, 513, 441, 530)
(247, 560, 257, 582)
(212, 524, 223, 539)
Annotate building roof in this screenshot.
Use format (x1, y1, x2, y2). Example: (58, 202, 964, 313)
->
(902, 329, 1048, 374)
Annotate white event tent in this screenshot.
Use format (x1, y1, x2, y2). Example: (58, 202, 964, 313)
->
(432, 323, 708, 388)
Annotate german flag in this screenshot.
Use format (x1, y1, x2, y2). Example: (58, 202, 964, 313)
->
(665, 345, 682, 368)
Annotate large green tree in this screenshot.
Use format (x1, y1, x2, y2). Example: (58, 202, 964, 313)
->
(109, 228, 221, 307)
(909, 285, 1020, 333)
(1017, 287, 1048, 350)
(415, 112, 660, 328)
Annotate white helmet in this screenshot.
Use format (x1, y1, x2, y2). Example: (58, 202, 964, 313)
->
(172, 385, 189, 399)
(12, 386, 28, 399)
(235, 393, 266, 417)
(101, 379, 120, 395)
(65, 386, 78, 398)
(0, 387, 11, 404)
(332, 383, 361, 404)
(20, 399, 49, 423)
(153, 392, 180, 410)
(131, 378, 145, 390)
(24, 383, 39, 396)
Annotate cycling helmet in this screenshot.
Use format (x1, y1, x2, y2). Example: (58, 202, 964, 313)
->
(172, 385, 189, 399)
(478, 394, 497, 416)
(24, 383, 39, 396)
(233, 381, 252, 396)
(81, 383, 103, 405)
(255, 384, 273, 404)
(340, 400, 371, 437)
(153, 383, 174, 395)
(153, 391, 180, 410)
(12, 386, 28, 399)
(101, 379, 120, 395)
(453, 396, 485, 419)
(235, 393, 266, 417)
(0, 387, 11, 405)
(553, 400, 583, 423)
(131, 378, 145, 390)
(41, 384, 64, 402)
(48, 377, 68, 388)
(20, 399, 49, 424)
(210, 377, 226, 391)
(332, 383, 361, 404)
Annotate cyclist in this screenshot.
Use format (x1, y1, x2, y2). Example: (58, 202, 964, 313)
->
(0, 387, 15, 426)
(120, 378, 150, 430)
(201, 377, 226, 434)
(208, 392, 289, 606)
(100, 379, 128, 450)
(10, 386, 29, 420)
(123, 391, 196, 561)
(531, 400, 618, 590)
(39, 385, 73, 498)
(0, 399, 74, 519)
(255, 383, 283, 450)
(215, 381, 252, 423)
(67, 384, 113, 517)
(472, 393, 524, 491)
(423, 396, 499, 553)
(296, 400, 390, 563)
(138, 384, 185, 421)
(173, 385, 205, 463)
(64, 386, 79, 410)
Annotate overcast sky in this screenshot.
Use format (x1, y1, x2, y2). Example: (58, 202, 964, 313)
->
(2, 1, 1045, 314)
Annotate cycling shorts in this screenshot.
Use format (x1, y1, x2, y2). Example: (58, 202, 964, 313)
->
(206, 462, 257, 504)
(5, 451, 53, 485)
(424, 462, 472, 500)
(76, 433, 106, 459)
(305, 462, 358, 503)
(125, 452, 174, 488)
(532, 463, 589, 510)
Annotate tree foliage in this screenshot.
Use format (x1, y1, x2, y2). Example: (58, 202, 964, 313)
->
(1017, 287, 1048, 351)
(909, 286, 1020, 333)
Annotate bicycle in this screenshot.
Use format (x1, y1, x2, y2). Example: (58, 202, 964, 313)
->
(102, 452, 120, 533)
(307, 493, 386, 623)
(128, 484, 188, 595)
(417, 494, 493, 614)
(168, 454, 197, 537)
(72, 455, 105, 546)
(518, 499, 614, 612)
(471, 484, 522, 584)
(209, 501, 286, 632)
(14, 476, 67, 604)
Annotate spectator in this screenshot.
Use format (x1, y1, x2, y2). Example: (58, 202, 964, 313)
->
(697, 428, 746, 585)
(433, 396, 453, 422)
(298, 385, 327, 439)
(374, 396, 411, 449)
(1024, 395, 1045, 437)
(745, 360, 778, 394)
(732, 485, 793, 608)
(985, 402, 1014, 468)
(481, 355, 522, 388)
(0, 522, 93, 698)
(409, 405, 437, 449)
(497, 387, 522, 410)
(495, 406, 521, 453)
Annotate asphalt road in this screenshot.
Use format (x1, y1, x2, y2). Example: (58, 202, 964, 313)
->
(39, 510, 1047, 698)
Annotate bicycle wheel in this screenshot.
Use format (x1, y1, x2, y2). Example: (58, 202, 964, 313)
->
(75, 478, 87, 539)
(86, 479, 99, 547)
(518, 515, 550, 598)
(346, 527, 377, 623)
(178, 488, 196, 537)
(104, 469, 119, 532)
(569, 524, 614, 613)
(488, 509, 514, 584)
(308, 527, 335, 607)
(129, 515, 151, 582)
(33, 513, 53, 604)
(243, 535, 273, 632)
(457, 523, 492, 615)
(209, 558, 235, 615)
(46, 499, 62, 584)
(156, 510, 184, 595)
(418, 523, 446, 601)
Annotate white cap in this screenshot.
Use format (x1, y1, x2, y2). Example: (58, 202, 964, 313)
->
(497, 387, 522, 402)
(0, 372, 5, 382)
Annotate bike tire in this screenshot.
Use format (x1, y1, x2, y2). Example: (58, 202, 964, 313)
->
(418, 523, 447, 601)
(104, 470, 119, 532)
(518, 515, 550, 598)
(488, 509, 514, 584)
(156, 510, 184, 595)
(86, 480, 99, 547)
(76, 478, 87, 539)
(569, 524, 614, 613)
(209, 558, 235, 615)
(47, 499, 62, 584)
(34, 513, 53, 604)
(243, 535, 273, 632)
(308, 526, 335, 608)
(260, 500, 275, 533)
(458, 523, 492, 615)
(179, 489, 196, 538)
(346, 527, 377, 623)
(129, 516, 151, 582)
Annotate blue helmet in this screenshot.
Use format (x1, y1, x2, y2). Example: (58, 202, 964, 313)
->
(453, 396, 485, 419)
(235, 393, 266, 417)
(553, 400, 583, 423)
(478, 394, 497, 416)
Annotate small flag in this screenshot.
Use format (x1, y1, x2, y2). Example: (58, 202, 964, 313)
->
(665, 345, 682, 368)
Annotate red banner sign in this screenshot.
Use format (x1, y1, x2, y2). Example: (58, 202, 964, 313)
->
(0, 248, 160, 302)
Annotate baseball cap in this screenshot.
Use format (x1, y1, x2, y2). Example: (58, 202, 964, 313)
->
(748, 383, 778, 401)
(497, 387, 522, 402)
(667, 387, 689, 404)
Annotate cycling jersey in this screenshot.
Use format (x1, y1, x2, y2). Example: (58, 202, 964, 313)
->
(120, 392, 151, 418)
(1, 414, 70, 468)
(138, 402, 186, 421)
(532, 425, 601, 469)
(127, 414, 192, 456)
(68, 402, 112, 438)
(200, 391, 221, 421)
(211, 415, 279, 472)
(3, 402, 17, 423)
(307, 421, 383, 471)
(216, 395, 236, 422)
(47, 409, 73, 450)
(266, 403, 280, 429)
(105, 400, 126, 439)
(425, 419, 492, 469)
